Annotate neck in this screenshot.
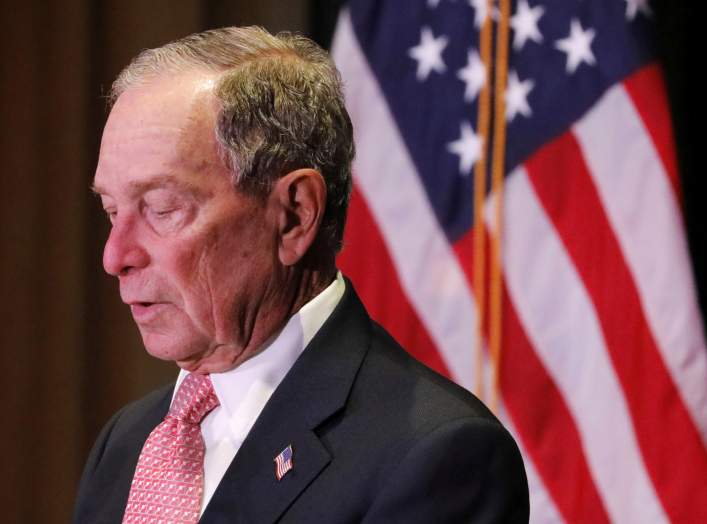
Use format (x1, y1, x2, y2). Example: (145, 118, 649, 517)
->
(178, 263, 336, 375)
(284, 263, 337, 316)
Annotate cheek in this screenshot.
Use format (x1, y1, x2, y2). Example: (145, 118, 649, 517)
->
(166, 201, 277, 342)
(160, 242, 217, 330)
(201, 232, 254, 301)
(174, 226, 253, 330)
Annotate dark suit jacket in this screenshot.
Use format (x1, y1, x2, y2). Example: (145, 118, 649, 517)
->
(74, 281, 529, 523)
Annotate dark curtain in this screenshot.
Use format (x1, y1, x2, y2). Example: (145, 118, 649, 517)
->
(0, 1, 698, 523)
(1, 2, 307, 522)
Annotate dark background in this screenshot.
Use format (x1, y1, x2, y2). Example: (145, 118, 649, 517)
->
(0, 1, 698, 522)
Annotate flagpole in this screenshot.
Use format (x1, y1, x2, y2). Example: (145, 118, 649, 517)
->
(472, 0, 494, 403)
(489, 0, 511, 414)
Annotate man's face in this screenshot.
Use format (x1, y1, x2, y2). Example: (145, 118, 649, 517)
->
(94, 74, 280, 371)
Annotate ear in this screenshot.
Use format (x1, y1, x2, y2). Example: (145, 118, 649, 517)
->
(271, 168, 327, 266)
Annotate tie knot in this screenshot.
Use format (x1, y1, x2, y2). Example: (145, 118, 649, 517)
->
(169, 373, 219, 424)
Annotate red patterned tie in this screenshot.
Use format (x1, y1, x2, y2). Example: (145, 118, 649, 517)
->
(122, 373, 219, 523)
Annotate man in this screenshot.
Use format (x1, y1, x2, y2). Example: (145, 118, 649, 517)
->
(74, 26, 529, 523)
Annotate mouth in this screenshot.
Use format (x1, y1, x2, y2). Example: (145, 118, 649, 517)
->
(129, 302, 168, 321)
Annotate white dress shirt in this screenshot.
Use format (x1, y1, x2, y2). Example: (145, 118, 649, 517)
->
(171, 272, 346, 515)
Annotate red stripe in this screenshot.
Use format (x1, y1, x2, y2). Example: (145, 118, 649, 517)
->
(337, 184, 451, 378)
(623, 63, 682, 205)
(526, 132, 707, 522)
(454, 228, 611, 523)
(502, 284, 611, 524)
(342, 182, 612, 522)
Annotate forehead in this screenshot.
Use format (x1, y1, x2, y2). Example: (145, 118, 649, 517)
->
(94, 72, 225, 196)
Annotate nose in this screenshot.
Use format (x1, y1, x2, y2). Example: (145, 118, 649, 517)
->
(102, 217, 150, 277)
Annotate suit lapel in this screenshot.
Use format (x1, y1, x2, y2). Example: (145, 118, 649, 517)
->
(81, 386, 172, 524)
(201, 281, 372, 523)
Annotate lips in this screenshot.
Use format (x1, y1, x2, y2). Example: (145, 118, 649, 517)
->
(129, 301, 169, 321)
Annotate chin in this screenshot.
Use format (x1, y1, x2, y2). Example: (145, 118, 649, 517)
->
(140, 330, 210, 364)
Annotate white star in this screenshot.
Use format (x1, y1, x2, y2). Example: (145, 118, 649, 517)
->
(427, 0, 441, 7)
(457, 49, 487, 102)
(408, 27, 449, 81)
(505, 70, 534, 122)
(624, 0, 652, 20)
(511, 0, 544, 50)
(468, 0, 489, 29)
(447, 121, 483, 175)
(554, 19, 596, 74)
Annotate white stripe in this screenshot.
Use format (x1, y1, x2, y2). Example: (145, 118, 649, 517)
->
(332, 10, 476, 389)
(499, 168, 669, 523)
(573, 85, 707, 443)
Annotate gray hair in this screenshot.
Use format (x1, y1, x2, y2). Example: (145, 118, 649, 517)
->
(110, 26, 354, 255)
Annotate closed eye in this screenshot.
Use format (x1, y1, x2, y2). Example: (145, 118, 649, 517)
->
(104, 209, 117, 223)
(145, 205, 193, 235)
(141, 189, 196, 234)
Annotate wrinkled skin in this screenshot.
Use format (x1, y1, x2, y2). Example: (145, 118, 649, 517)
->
(93, 72, 328, 373)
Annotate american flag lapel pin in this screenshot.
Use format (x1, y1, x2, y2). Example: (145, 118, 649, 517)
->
(274, 444, 294, 481)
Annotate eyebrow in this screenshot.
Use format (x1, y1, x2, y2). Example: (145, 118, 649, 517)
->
(91, 175, 206, 199)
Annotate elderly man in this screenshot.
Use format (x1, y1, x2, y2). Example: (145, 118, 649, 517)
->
(74, 26, 529, 523)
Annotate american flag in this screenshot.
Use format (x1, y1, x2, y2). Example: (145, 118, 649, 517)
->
(274, 444, 294, 481)
(331, 0, 707, 522)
